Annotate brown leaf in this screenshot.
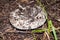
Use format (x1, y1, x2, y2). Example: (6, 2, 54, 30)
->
(18, 0, 29, 3)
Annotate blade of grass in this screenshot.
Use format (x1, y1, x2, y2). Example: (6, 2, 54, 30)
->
(36, 1, 58, 40)
(48, 20, 52, 34)
(48, 20, 58, 40)
(32, 29, 48, 33)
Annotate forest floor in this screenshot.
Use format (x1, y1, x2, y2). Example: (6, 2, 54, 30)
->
(0, 0, 60, 40)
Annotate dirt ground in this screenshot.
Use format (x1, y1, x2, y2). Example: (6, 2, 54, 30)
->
(0, 0, 60, 40)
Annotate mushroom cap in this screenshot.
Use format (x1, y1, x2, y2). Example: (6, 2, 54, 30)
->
(9, 3, 46, 30)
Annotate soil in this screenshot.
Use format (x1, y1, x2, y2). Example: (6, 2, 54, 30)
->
(0, 0, 60, 40)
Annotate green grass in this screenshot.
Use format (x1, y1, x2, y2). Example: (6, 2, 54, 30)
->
(32, 0, 58, 40)
(48, 20, 58, 40)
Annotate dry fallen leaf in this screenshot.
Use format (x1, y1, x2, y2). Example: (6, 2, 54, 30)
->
(18, 0, 29, 3)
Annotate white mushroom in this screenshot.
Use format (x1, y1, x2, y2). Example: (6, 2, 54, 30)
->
(9, 4, 46, 30)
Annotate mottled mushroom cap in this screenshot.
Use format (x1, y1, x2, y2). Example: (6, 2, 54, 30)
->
(9, 1, 46, 30)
